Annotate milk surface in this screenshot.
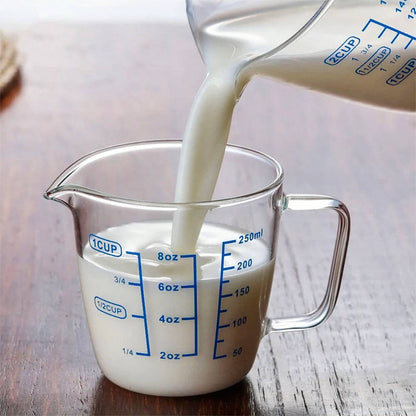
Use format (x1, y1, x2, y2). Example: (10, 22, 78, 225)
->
(78, 221, 274, 396)
(173, 3, 415, 251)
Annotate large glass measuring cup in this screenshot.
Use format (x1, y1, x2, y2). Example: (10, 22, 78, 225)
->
(45, 141, 350, 396)
(187, 0, 416, 111)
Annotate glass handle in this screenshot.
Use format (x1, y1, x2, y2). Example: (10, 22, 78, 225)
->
(268, 194, 351, 333)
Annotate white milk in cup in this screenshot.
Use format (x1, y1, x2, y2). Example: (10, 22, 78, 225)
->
(44, 0, 413, 396)
(45, 141, 350, 396)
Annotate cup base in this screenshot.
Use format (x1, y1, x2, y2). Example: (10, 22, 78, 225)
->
(102, 369, 248, 397)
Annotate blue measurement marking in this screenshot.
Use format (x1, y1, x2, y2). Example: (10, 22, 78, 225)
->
(180, 254, 198, 358)
(386, 58, 416, 85)
(362, 19, 416, 49)
(221, 293, 233, 298)
(126, 251, 151, 357)
(213, 239, 236, 360)
(355, 46, 391, 75)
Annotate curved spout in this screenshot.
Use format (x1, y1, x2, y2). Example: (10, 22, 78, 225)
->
(43, 151, 97, 208)
(44, 158, 82, 207)
(43, 144, 117, 207)
(44, 183, 112, 208)
(43, 185, 78, 207)
(44, 142, 150, 208)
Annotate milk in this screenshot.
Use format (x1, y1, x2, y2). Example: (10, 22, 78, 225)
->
(204, 5, 415, 110)
(78, 2, 413, 395)
(78, 221, 274, 396)
(172, 3, 415, 251)
(171, 74, 237, 252)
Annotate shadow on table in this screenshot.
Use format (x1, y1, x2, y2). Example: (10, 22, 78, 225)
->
(90, 375, 281, 416)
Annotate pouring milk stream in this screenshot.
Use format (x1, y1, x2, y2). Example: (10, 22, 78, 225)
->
(172, 0, 415, 252)
(44, 0, 410, 396)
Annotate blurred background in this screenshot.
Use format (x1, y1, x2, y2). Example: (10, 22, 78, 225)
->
(0, 0, 187, 28)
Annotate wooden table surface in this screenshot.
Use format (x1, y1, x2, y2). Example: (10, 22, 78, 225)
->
(0, 22, 415, 416)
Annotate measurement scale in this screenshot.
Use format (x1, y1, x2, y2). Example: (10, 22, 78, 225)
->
(84, 224, 268, 362)
(324, 17, 415, 83)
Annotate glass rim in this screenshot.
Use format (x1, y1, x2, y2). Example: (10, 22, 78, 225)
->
(45, 140, 285, 208)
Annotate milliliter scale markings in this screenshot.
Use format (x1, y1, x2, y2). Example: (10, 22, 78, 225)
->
(213, 239, 236, 360)
(126, 251, 151, 357)
(362, 18, 416, 49)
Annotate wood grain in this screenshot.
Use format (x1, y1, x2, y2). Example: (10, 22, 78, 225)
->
(0, 22, 415, 415)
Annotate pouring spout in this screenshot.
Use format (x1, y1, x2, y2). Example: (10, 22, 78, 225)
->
(44, 159, 85, 207)
(44, 147, 101, 207)
(43, 185, 77, 208)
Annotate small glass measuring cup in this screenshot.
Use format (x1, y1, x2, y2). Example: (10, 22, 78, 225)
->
(44, 140, 350, 396)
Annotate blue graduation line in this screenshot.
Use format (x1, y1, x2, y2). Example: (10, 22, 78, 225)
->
(213, 239, 236, 360)
(126, 251, 151, 357)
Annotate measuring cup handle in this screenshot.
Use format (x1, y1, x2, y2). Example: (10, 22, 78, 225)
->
(267, 194, 351, 333)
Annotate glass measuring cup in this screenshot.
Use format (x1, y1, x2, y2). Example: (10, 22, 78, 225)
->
(187, 0, 416, 111)
(44, 140, 350, 396)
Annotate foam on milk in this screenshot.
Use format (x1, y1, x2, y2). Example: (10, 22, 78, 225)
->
(78, 221, 274, 396)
